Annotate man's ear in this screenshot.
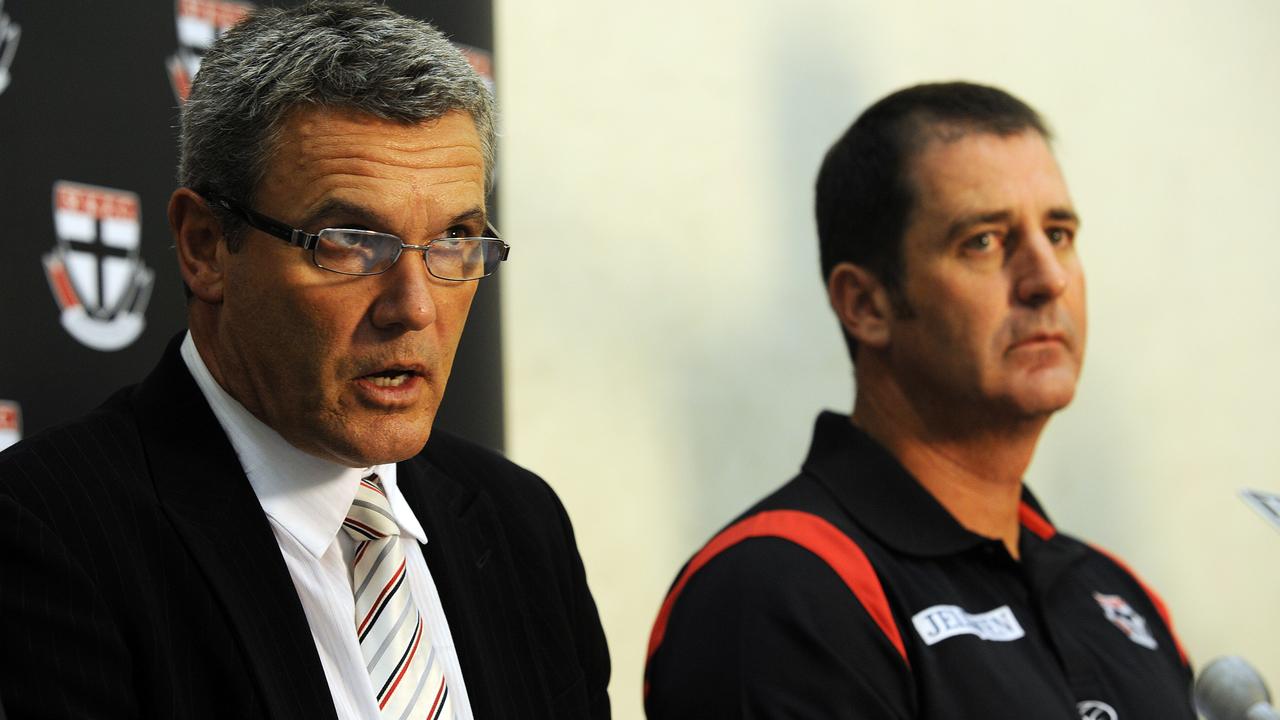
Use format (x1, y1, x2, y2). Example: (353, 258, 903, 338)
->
(169, 188, 225, 304)
(827, 262, 893, 350)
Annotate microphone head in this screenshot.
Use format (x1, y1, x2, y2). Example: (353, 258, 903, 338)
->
(1195, 656, 1273, 720)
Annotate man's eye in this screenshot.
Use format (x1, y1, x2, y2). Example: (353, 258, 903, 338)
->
(445, 225, 474, 239)
(1047, 227, 1074, 245)
(963, 232, 1000, 252)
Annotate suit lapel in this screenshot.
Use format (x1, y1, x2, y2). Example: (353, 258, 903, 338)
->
(133, 337, 338, 720)
(397, 455, 551, 719)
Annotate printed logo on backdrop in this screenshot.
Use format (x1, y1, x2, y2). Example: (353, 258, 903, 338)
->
(43, 182, 155, 352)
(1092, 592, 1157, 650)
(454, 43, 494, 94)
(911, 604, 1025, 646)
(0, 400, 20, 452)
(1077, 700, 1118, 720)
(454, 43, 495, 186)
(0, 0, 20, 96)
(167, 0, 253, 102)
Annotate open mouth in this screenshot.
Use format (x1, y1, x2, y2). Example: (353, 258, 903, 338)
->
(361, 368, 420, 388)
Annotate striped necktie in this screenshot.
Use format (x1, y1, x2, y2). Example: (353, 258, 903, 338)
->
(343, 474, 452, 720)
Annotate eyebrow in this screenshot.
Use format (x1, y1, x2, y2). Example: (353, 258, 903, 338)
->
(1047, 207, 1080, 226)
(298, 199, 387, 231)
(450, 208, 488, 232)
(945, 206, 1081, 240)
(299, 200, 488, 235)
(945, 210, 1012, 242)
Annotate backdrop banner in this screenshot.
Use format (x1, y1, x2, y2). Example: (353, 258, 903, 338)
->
(0, 0, 503, 452)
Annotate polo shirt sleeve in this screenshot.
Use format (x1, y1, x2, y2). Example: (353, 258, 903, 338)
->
(645, 536, 915, 719)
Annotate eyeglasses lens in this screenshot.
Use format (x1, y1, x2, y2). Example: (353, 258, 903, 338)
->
(314, 230, 400, 275)
(429, 239, 497, 281)
(313, 231, 502, 279)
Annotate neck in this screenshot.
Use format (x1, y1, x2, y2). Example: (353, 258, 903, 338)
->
(851, 370, 1049, 559)
(187, 308, 227, 391)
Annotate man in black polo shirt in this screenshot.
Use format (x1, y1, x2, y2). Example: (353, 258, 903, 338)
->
(644, 82, 1196, 719)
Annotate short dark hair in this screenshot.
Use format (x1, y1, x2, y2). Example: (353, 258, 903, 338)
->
(815, 81, 1050, 360)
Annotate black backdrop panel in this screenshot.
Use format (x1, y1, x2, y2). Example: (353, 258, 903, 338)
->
(0, 0, 504, 452)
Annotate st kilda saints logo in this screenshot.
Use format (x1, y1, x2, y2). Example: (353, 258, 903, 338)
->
(454, 43, 495, 95)
(0, 0, 20, 96)
(0, 400, 20, 452)
(167, 0, 253, 102)
(1093, 592, 1158, 651)
(43, 182, 155, 351)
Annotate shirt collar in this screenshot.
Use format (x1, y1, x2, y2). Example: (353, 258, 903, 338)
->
(179, 332, 428, 557)
(802, 411, 1053, 557)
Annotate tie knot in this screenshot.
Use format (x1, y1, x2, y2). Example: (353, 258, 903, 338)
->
(342, 474, 400, 542)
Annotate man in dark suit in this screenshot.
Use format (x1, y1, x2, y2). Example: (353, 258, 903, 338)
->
(644, 83, 1194, 718)
(0, 2, 609, 718)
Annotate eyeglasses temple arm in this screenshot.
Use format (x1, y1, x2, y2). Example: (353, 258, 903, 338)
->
(483, 223, 510, 261)
(202, 191, 319, 249)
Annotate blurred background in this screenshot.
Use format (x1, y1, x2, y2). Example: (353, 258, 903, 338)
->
(495, 1, 1280, 717)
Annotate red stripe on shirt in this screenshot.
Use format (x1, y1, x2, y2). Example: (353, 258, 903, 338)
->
(1021, 500, 1187, 666)
(1091, 544, 1189, 666)
(1018, 501, 1056, 540)
(645, 510, 906, 679)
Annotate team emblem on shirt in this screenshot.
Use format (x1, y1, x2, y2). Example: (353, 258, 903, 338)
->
(167, 0, 254, 102)
(0, 0, 19, 97)
(1077, 699, 1118, 720)
(1093, 592, 1157, 650)
(43, 181, 155, 351)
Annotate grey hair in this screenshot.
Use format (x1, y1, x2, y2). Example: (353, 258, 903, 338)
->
(179, 0, 495, 244)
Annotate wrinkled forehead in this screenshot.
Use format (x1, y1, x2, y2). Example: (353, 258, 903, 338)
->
(255, 104, 486, 200)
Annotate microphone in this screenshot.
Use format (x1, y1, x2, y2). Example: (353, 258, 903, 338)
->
(1240, 489, 1280, 535)
(1195, 656, 1280, 720)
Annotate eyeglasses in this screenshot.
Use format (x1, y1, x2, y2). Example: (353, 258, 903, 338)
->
(203, 192, 509, 281)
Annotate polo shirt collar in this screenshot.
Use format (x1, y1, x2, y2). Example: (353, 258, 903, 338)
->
(802, 411, 1053, 557)
(178, 332, 428, 558)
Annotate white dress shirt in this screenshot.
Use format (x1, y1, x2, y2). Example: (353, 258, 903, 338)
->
(180, 333, 474, 720)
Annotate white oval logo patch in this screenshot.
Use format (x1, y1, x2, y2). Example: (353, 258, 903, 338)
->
(1078, 700, 1118, 720)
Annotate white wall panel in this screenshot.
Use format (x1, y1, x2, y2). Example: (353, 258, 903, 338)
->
(497, 2, 1280, 716)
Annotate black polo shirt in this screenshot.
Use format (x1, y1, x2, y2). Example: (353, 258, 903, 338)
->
(645, 412, 1194, 719)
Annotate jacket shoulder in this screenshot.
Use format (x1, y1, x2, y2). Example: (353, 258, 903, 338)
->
(411, 430, 612, 717)
(417, 429, 563, 515)
(0, 385, 149, 508)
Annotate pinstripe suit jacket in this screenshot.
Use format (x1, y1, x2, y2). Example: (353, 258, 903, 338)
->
(0, 336, 610, 719)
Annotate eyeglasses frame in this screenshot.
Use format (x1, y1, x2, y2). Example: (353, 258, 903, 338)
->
(201, 191, 509, 281)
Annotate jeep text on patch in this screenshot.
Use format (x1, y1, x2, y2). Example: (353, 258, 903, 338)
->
(912, 604, 1025, 646)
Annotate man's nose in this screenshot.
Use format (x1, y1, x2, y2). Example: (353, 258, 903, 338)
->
(1014, 231, 1070, 306)
(369, 252, 438, 331)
